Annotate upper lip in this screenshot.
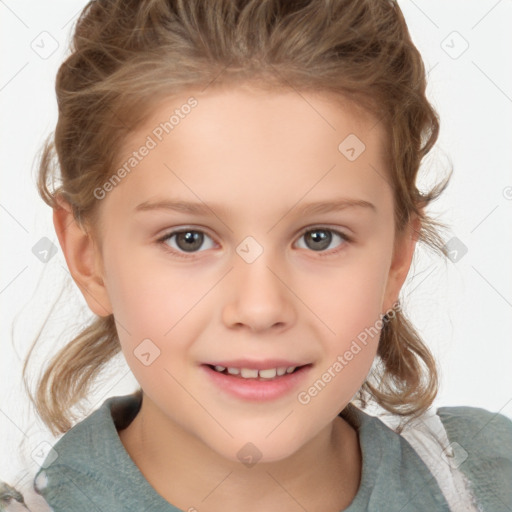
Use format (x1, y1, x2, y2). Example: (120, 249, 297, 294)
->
(203, 359, 312, 370)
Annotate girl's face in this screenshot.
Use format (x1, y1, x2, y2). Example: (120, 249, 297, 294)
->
(79, 85, 416, 463)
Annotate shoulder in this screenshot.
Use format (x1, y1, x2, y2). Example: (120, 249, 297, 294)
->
(31, 393, 166, 512)
(436, 405, 512, 511)
(376, 404, 512, 511)
(436, 405, 512, 439)
(31, 400, 115, 511)
(436, 405, 512, 463)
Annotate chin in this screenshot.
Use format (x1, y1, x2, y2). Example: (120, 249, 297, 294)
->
(206, 434, 306, 467)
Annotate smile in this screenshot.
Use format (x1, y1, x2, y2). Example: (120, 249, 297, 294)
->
(201, 363, 313, 401)
(210, 364, 301, 380)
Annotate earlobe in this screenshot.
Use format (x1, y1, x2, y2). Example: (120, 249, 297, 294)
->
(53, 197, 113, 317)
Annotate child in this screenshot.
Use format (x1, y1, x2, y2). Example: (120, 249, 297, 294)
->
(15, 0, 511, 511)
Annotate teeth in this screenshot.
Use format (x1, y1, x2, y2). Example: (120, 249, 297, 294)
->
(258, 368, 277, 379)
(213, 365, 298, 379)
(240, 368, 259, 378)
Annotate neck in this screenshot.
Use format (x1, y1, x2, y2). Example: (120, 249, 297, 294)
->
(118, 396, 361, 512)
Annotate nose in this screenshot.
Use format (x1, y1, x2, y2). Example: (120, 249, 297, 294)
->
(221, 249, 296, 333)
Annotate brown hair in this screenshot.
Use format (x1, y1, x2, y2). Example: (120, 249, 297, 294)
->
(24, 0, 451, 436)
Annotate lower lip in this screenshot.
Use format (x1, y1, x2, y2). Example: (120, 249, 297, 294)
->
(201, 364, 312, 401)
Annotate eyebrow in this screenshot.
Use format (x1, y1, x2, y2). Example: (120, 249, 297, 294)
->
(134, 197, 376, 217)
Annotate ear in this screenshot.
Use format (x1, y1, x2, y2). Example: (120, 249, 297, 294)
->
(53, 197, 113, 317)
(381, 214, 421, 315)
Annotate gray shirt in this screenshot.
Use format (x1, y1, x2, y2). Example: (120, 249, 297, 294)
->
(32, 393, 512, 511)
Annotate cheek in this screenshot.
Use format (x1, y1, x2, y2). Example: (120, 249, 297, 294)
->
(304, 244, 392, 338)
(101, 243, 208, 374)
(103, 239, 200, 330)
(104, 260, 203, 396)
(296, 241, 392, 402)
(296, 276, 386, 418)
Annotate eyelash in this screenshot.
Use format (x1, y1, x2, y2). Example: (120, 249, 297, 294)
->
(156, 226, 352, 259)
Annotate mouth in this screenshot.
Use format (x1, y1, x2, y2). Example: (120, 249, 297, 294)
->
(200, 362, 313, 401)
(204, 363, 311, 380)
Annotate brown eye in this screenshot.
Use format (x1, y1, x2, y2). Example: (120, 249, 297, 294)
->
(159, 229, 215, 254)
(296, 227, 349, 253)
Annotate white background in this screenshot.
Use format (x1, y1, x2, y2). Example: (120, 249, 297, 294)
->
(1, 0, 511, 498)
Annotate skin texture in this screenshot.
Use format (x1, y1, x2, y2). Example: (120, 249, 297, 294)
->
(53, 84, 419, 512)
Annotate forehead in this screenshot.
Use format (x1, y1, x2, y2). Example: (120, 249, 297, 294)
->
(121, 83, 384, 160)
(106, 86, 391, 221)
